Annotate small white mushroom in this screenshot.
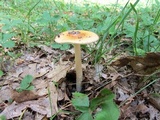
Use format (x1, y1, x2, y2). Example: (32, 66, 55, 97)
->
(55, 30, 99, 91)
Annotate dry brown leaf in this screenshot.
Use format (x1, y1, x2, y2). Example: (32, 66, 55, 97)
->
(35, 113, 45, 120)
(37, 45, 55, 54)
(148, 105, 160, 120)
(135, 104, 149, 114)
(94, 64, 103, 82)
(33, 80, 48, 96)
(0, 86, 12, 103)
(111, 52, 160, 74)
(120, 104, 136, 119)
(23, 110, 35, 120)
(148, 93, 160, 111)
(46, 61, 71, 82)
(20, 63, 37, 77)
(15, 58, 25, 65)
(0, 97, 56, 119)
(57, 89, 65, 101)
(33, 79, 48, 89)
(104, 66, 120, 88)
(35, 67, 49, 78)
(11, 67, 23, 78)
(48, 82, 58, 115)
(11, 90, 40, 103)
(116, 87, 130, 101)
(20, 63, 49, 78)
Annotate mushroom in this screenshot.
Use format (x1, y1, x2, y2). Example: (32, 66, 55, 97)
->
(55, 30, 99, 91)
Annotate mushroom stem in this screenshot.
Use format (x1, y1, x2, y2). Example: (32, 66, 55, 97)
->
(74, 44, 83, 92)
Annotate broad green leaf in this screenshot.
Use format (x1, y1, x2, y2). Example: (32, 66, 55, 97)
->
(25, 85, 35, 90)
(51, 43, 61, 49)
(95, 100, 120, 120)
(1, 40, 15, 48)
(0, 115, 6, 120)
(2, 19, 23, 31)
(136, 48, 145, 55)
(20, 75, 34, 90)
(90, 89, 114, 110)
(2, 33, 15, 41)
(77, 112, 93, 120)
(0, 70, 3, 77)
(51, 14, 61, 22)
(72, 92, 89, 112)
(43, 12, 51, 21)
(60, 44, 70, 50)
(73, 106, 89, 113)
(72, 92, 89, 107)
(0, 33, 16, 48)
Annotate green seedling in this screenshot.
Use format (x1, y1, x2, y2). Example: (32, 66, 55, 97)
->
(51, 43, 70, 50)
(0, 70, 3, 77)
(0, 115, 6, 120)
(0, 33, 15, 48)
(17, 75, 34, 92)
(71, 88, 120, 120)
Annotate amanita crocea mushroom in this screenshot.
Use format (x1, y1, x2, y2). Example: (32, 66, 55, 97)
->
(55, 30, 99, 91)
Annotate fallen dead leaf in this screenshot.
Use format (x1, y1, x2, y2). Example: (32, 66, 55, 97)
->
(11, 90, 40, 103)
(94, 64, 103, 82)
(23, 110, 35, 120)
(0, 97, 56, 119)
(37, 45, 55, 54)
(57, 89, 65, 101)
(0, 86, 12, 103)
(46, 61, 71, 82)
(148, 93, 160, 111)
(135, 104, 149, 114)
(116, 87, 130, 101)
(20, 63, 37, 78)
(111, 52, 160, 74)
(35, 113, 45, 120)
(148, 105, 160, 120)
(20, 63, 49, 78)
(48, 81, 58, 115)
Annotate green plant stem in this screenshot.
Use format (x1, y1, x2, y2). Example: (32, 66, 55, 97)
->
(94, 0, 140, 63)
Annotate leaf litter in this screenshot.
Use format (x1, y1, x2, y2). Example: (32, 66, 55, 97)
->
(0, 45, 160, 120)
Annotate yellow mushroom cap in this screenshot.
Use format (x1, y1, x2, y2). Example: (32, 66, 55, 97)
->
(55, 30, 99, 44)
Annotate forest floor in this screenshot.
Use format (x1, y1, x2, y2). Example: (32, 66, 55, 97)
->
(0, 43, 160, 120)
(0, 0, 160, 120)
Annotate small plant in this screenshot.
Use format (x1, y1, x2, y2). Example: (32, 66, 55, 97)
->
(51, 43, 70, 50)
(0, 33, 16, 48)
(0, 70, 3, 77)
(16, 75, 34, 92)
(71, 88, 120, 120)
(0, 115, 6, 120)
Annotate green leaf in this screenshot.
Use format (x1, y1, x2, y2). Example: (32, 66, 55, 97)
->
(94, 100, 120, 120)
(60, 44, 70, 50)
(136, 48, 145, 55)
(0, 115, 6, 120)
(90, 89, 114, 110)
(0, 70, 3, 77)
(20, 75, 34, 90)
(25, 85, 35, 90)
(51, 43, 70, 50)
(2, 33, 15, 41)
(72, 92, 89, 107)
(1, 40, 15, 48)
(77, 112, 93, 120)
(0, 33, 16, 48)
(51, 43, 61, 49)
(72, 92, 90, 112)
